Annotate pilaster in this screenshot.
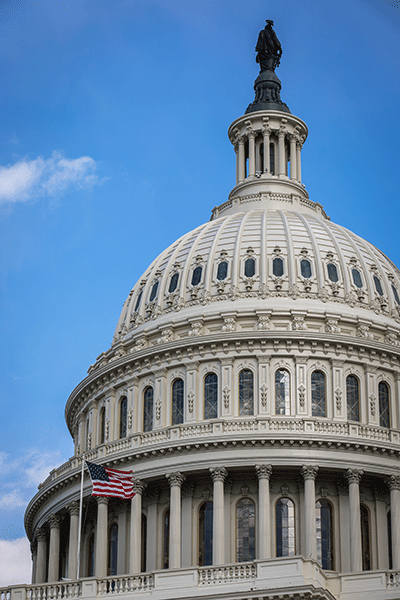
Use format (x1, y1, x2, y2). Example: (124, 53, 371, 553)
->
(221, 359, 233, 417)
(258, 358, 270, 416)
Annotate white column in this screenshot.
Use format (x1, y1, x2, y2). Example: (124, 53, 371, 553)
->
(67, 501, 79, 580)
(35, 528, 47, 584)
(210, 467, 227, 565)
(301, 465, 318, 560)
(290, 135, 297, 181)
(166, 472, 185, 569)
(130, 480, 146, 573)
(375, 486, 389, 569)
(278, 130, 286, 177)
(346, 469, 363, 572)
(296, 141, 302, 182)
(48, 515, 61, 582)
(238, 136, 245, 182)
(95, 497, 109, 576)
(248, 131, 256, 178)
(30, 542, 37, 584)
(389, 475, 400, 569)
(256, 465, 272, 558)
(90, 401, 98, 448)
(262, 126, 271, 173)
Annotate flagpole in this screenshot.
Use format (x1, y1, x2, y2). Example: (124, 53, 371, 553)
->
(76, 454, 85, 580)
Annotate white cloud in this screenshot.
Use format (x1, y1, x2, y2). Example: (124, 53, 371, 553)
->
(0, 151, 105, 204)
(0, 449, 64, 511)
(0, 538, 31, 586)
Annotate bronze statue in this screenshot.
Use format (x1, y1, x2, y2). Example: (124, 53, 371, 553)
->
(256, 20, 282, 72)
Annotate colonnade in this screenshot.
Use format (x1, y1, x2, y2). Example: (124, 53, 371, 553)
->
(31, 467, 400, 584)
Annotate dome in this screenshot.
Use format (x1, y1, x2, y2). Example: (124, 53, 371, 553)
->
(112, 202, 400, 350)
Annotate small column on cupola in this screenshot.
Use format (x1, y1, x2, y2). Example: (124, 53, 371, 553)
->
(227, 20, 309, 203)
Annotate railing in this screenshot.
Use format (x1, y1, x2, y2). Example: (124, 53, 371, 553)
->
(97, 575, 154, 594)
(26, 582, 81, 600)
(3, 563, 400, 598)
(386, 571, 400, 587)
(39, 418, 399, 488)
(199, 563, 256, 585)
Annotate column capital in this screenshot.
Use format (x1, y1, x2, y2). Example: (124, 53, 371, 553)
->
(66, 500, 80, 516)
(210, 466, 228, 482)
(389, 475, 400, 491)
(255, 464, 272, 480)
(301, 465, 319, 481)
(132, 479, 147, 495)
(166, 472, 185, 488)
(49, 514, 62, 529)
(346, 468, 364, 484)
(96, 496, 109, 506)
(36, 527, 47, 542)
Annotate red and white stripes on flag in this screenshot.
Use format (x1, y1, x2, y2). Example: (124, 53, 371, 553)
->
(86, 461, 135, 499)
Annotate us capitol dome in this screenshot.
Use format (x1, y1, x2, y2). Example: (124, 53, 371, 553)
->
(14, 20, 400, 600)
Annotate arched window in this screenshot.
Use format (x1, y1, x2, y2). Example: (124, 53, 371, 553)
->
(149, 281, 159, 302)
(316, 500, 334, 570)
(108, 523, 118, 576)
(346, 375, 360, 421)
(239, 369, 254, 415)
(119, 396, 127, 438)
(300, 259, 312, 279)
(327, 263, 338, 282)
(379, 381, 390, 428)
(275, 369, 290, 415)
(392, 285, 400, 305)
(217, 261, 228, 281)
(141, 514, 147, 573)
(172, 379, 184, 425)
(273, 257, 284, 277)
(87, 532, 95, 577)
(163, 509, 170, 569)
(191, 266, 202, 286)
(276, 498, 295, 557)
(134, 290, 143, 312)
(311, 371, 326, 417)
(361, 504, 371, 570)
(352, 268, 363, 288)
(198, 501, 213, 566)
(236, 498, 255, 562)
(204, 373, 218, 419)
(269, 143, 275, 174)
(99, 407, 106, 445)
(143, 387, 153, 432)
(244, 258, 255, 278)
(374, 276, 384, 296)
(168, 273, 179, 293)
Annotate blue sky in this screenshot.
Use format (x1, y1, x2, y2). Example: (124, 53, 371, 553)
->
(0, 0, 399, 585)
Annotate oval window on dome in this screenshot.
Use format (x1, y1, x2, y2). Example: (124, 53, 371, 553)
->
(392, 285, 400, 305)
(134, 290, 143, 312)
(244, 258, 255, 278)
(374, 275, 384, 296)
(149, 280, 159, 302)
(191, 266, 202, 286)
(352, 268, 363, 289)
(327, 263, 338, 282)
(217, 261, 228, 281)
(300, 259, 312, 279)
(273, 257, 284, 277)
(168, 273, 179, 293)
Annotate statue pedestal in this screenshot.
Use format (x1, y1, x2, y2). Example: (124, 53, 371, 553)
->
(245, 70, 290, 114)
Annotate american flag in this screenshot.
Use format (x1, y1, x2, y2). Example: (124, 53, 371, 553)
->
(86, 461, 135, 499)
